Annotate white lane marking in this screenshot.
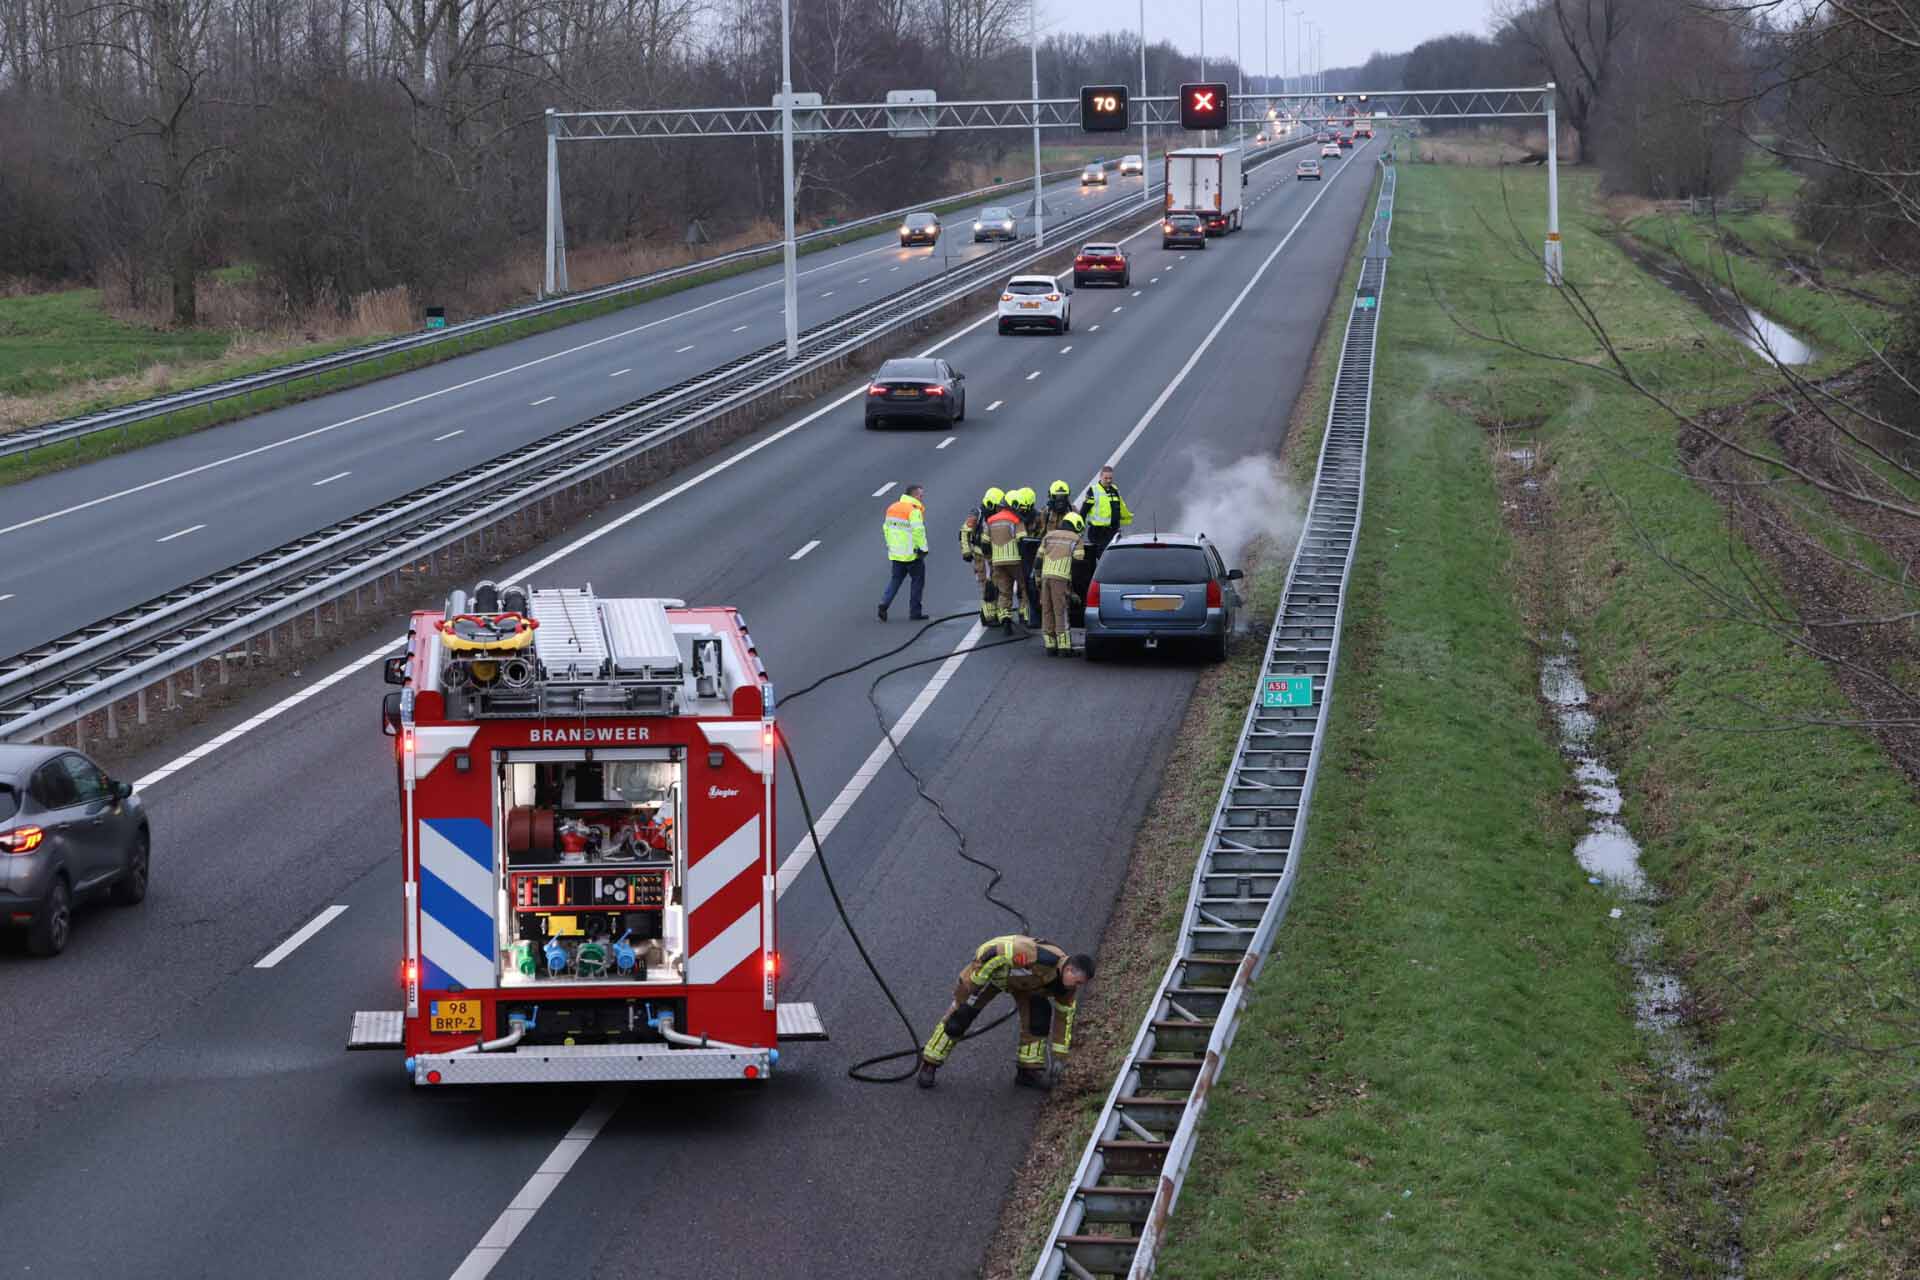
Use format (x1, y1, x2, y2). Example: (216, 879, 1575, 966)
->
(1112, 305, 1124, 313)
(889, 265, 900, 271)
(0, 236, 935, 539)
(1089, 324, 1101, 332)
(1131, 290, 1141, 297)
(732, 325, 748, 333)
(986, 400, 1004, 411)
(155, 524, 205, 543)
(433, 429, 465, 441)
(789, 540, 821, 561)
(1026, 371, 1041, 381)
(312, 471, 351, 487)
(1150, 277, 1160, 284)
(609, 368, 631, 377)
(871, 481, 896, 498)
(530, 395, 556, 406)
(857, 277, 869, 284)
(1059, 345, 1073, 354)
(936, 436, 956, 449)
(821, 291, 835, 298)
(0, 594, 14, 603)
(674, 344, 695, 353)
(451, 1088, 624, 1280)
(776, 622, 986, 896)
(255, 905, 349, 968)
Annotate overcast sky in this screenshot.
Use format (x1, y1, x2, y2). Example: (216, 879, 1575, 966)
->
(1044, 0, 1496, 77)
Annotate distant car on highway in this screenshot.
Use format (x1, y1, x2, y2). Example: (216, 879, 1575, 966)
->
(0, 745, 149, 957)
(1118, 154, 1145, 176)
(1072, 242, 1130, 288)
(1316, 131, 1333, 143)
(1081, 163, 1108, 186)
(972, 206, 1018, 242)
(997, 274, 1072, 334)
(1296, 158, 1323, 181)
(865, 357, 966, 428)
(1084, 534, 1244, 662)
(1161, 212, 1207, 250)
(1320, 142, 1342, 159)
(1337, 133, 1354, 149)
(899, 211, 941, 247)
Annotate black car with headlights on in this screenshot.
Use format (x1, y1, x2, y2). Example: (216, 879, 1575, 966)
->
(899, 211, 941, 247)
(1161, 212, 1207, 250)
(972, 206, 1018, 242)
(865, 357, 966, 429)
(1083, 534, 1243, 662)
(0, 745, 149, 956)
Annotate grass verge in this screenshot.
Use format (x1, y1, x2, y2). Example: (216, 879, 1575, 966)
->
(1155, 157, 1665, 1279)
(1160, 156, 1919, 1278)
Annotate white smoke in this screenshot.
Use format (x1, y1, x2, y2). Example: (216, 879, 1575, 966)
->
(1159, 451, 1306, 565)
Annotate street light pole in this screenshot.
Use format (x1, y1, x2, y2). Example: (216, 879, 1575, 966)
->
(778, 0, 798, 359)
(1236, 0, 1245, 147)
(1031, 0, 1044, 249)
(1139, 0, 1152, 209)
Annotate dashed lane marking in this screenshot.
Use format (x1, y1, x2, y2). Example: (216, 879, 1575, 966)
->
(986, 400, 1004, 411)
(530, 395, 556, 406)
(936, 436, 956, 449)
(872, 481, 896, 497)
(789, 540, 820, 560)
(312, 471, 351, 487)
(155, 524, 205, 543)
(255, 905, 348, 968)
(433, 429, 464, 441)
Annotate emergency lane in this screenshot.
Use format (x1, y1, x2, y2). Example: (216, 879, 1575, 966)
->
(0, 165, 1158, 656)
(0, 141, 1383, 1279)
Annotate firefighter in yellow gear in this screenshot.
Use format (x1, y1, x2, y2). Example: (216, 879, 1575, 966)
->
(962, 487, 1003, 625)
(1009, 487, 1043, 628)
(1036, 479, 1074, 534)
(1035, 511, 1086, 654)
(983, 502, 1026, 632)
(918, 936, 1096, 1090)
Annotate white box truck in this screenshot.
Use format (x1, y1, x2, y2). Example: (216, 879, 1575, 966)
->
(1164, 147, 1244, 235)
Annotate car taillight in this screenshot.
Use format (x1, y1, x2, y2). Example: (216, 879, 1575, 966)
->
(868, 385, 887, 396)
(1001, 292, 1014, 301)
(1206, 580, 1223, 608)
(1046, 293, 1061, 302)
(925, 385, 945, 396)
(1074, 257, 1091, 268)
(1086, 582, 1101, 608)
(0, 826, 45, 854)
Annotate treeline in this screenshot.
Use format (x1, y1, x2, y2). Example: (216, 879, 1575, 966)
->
(0, 0, 1242, 326)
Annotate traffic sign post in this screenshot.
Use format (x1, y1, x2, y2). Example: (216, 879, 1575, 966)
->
(1261, 676, 1314, 708)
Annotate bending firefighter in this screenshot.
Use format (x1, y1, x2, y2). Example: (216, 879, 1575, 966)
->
(919, 936, 1096, 1090)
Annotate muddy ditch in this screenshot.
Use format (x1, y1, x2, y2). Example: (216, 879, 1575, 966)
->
(1494, 436, 1750, 1276)
(1614, 234, 1817, 366)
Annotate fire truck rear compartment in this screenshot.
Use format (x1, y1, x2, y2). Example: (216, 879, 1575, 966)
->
(496, 998, 686, 1045)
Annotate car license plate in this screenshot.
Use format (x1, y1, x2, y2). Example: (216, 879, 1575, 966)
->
(430, 998, 482, 1033)
(894, 388, 921, 398)
(1133, 597, 1180, 612)
(1020, 302, 1040, 309)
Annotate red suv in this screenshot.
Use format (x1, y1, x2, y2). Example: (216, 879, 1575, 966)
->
(1072, 243, 1131, 288)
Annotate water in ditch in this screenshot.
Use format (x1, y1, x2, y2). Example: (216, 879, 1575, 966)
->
(1539, 633, 1745, 1276)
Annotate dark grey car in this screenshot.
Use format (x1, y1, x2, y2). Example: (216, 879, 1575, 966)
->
(1083, 535, 1243, 662)
(0, 745, 149, 956)
(864, 357, 966, 428)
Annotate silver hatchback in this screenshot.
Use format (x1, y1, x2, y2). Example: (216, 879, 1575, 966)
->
(1083, 535, 1243, 662)
(0, 745, 149, 956)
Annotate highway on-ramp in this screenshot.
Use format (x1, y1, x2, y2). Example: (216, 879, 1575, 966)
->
(0, 140, 1380, 1279)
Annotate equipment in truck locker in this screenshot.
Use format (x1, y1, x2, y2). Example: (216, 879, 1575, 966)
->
(347, 582, 826, 1087)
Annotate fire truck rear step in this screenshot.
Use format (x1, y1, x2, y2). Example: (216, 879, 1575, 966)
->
(347, 1010, 405, 1049)
(412, 1041, 773, 1085)
(776, 1001, 828, 1041)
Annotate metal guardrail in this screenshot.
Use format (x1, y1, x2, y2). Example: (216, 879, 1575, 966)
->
(0, 139, 1311, 744)
(1031, 150, 1397, 1280)
(0, 165, 1108, 463)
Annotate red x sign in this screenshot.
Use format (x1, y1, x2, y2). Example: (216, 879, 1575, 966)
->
(1180, 82, 1229, 130)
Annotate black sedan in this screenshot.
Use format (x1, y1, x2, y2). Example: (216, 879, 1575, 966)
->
(1161, 212, 1207, 250)
(865, 357, 967, 429)
(0, 744, 149, 956)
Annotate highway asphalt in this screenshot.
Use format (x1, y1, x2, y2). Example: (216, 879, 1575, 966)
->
(0, 138, 1381, 1278)
(0, 156, 1274, 657)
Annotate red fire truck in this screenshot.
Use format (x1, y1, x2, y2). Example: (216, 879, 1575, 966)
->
(349, 582, 824, 1085)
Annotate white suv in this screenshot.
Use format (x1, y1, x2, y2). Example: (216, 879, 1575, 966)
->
(1118, 154, 1144, 176)
(997, 275, 1071, 335)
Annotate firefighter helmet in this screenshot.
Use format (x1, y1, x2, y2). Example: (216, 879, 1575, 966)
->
(983, 486, 1005, 507)
(1049, 480, 1071, 497)
(1063, 511, 1085, 530)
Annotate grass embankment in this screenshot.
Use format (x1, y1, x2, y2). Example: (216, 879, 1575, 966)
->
(1162, 158, 1919, 1277)
(1622, 150, 1897, 360)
